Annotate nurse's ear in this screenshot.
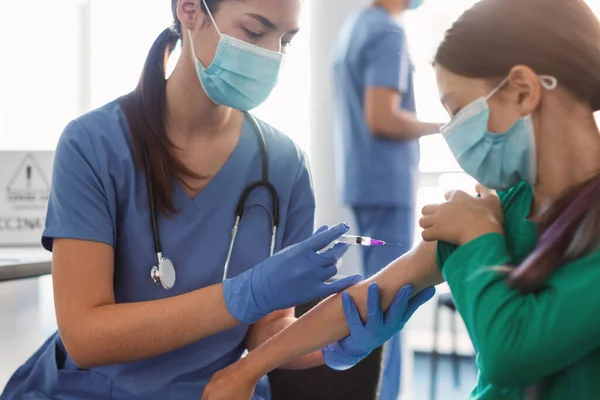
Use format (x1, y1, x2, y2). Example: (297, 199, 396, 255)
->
(177, 0, 206, 32)
(507, 65, 543, 116)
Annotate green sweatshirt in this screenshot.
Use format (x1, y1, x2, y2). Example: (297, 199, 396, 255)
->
(437, 182, 600, 399)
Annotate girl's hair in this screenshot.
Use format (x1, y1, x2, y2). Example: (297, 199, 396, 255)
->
(435, 1, 600, 397)
(435, 0, 600, 293)
(120, 0, 222, 214)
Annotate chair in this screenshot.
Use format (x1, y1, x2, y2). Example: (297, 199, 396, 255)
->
(268, 298, 383, 400)
(429, 292, 461, 400)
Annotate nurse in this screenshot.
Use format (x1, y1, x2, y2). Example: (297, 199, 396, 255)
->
(1, 0, 432, 399)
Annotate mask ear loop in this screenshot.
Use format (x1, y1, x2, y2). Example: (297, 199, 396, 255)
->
(539, 75, 558, 90)
(187, 30, 201, 68)
(526, 75, 556, 187)
(188, 0, 223, 68)
(486, 75, 557, 101)
(201, 0, 222, 37)
(485, 77, 510, 101)
(443, 76, 509, 133)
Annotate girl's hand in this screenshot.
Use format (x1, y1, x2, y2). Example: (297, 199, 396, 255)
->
(201, 360, 259, 400)
(475, 184, 504, 225)
(419, 184, 504, 245)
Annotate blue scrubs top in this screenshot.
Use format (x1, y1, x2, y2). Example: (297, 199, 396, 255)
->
(2, 101, 315, 400)
(333, 7, 419, 208)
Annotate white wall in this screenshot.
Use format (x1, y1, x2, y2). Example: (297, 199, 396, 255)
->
(309, 0, 367, 276)
(0, 0, 90, 150)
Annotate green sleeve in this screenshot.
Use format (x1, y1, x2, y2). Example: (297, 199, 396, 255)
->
(443, 233, 600, 387)
(436, 240, 458, 270)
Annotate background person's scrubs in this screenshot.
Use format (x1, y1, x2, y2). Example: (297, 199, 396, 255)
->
(1, 101, 315, 400)
(332, 6, 419, 400)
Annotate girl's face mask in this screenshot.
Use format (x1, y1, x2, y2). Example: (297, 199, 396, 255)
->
(440, 75, 558, 190)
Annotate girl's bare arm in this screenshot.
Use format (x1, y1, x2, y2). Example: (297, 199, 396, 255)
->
(201, 240, 444, 400)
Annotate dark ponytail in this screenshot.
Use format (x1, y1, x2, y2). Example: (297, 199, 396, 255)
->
(508, 173, 600, 287)
(120, 0, 221, 214)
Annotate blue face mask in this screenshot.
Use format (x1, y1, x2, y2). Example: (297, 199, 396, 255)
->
(440, 75, 557, 190)
(188, 0, 286, 111)
(407, 0, 425, 10)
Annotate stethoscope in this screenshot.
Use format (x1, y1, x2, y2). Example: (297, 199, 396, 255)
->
(146, 112, 280, 290)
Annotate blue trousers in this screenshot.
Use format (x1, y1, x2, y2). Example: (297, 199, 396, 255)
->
(352, 206, 414, 400)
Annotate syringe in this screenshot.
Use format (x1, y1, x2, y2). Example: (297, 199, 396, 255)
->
(336, 235, 386, 247)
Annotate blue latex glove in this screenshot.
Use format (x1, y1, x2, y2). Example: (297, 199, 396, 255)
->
(223, 223, 363, 324)
(322, 283, 436, 371)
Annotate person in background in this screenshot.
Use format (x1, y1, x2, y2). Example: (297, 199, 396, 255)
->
(332, 0, 440, 398)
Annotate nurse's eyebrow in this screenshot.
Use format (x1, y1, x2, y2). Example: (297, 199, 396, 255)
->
(245, 13, 300, 34)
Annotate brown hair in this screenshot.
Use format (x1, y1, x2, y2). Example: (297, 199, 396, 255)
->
(435, 0, 600, 396)
(435, 0, 600, 292)
(120, 0, 223, 214)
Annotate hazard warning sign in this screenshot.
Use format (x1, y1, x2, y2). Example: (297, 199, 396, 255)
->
(6, 153, 50, 206)
(0, 151, 54, 245)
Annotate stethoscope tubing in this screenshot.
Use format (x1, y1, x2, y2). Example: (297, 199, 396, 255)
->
(146, 112, 280, 289)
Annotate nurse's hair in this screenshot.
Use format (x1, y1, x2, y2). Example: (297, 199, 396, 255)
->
(120, 0, 223, 214)
(435, 0, 600, 293)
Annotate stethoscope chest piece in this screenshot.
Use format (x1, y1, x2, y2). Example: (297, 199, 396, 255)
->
(151, 255, 176, 290)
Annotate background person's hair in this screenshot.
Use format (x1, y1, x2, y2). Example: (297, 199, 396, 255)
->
(435, 0, 600, 396)
(121, 0, 222, 215)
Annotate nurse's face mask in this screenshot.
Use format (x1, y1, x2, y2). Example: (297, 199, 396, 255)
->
(440, 75, 558, 190)
(187, 0, 286, 111)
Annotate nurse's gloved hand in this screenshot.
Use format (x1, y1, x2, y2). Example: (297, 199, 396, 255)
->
(223, 223, 363, 325)
(322, 283, 436, 371)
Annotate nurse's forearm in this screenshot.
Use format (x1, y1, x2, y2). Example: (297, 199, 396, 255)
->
(240, 241, 443, 380)
(63, 284, 240, 368)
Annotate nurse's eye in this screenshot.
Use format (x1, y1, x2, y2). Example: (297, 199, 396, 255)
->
(281, 39, 293, 48)
(243, 28, 264, 40)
